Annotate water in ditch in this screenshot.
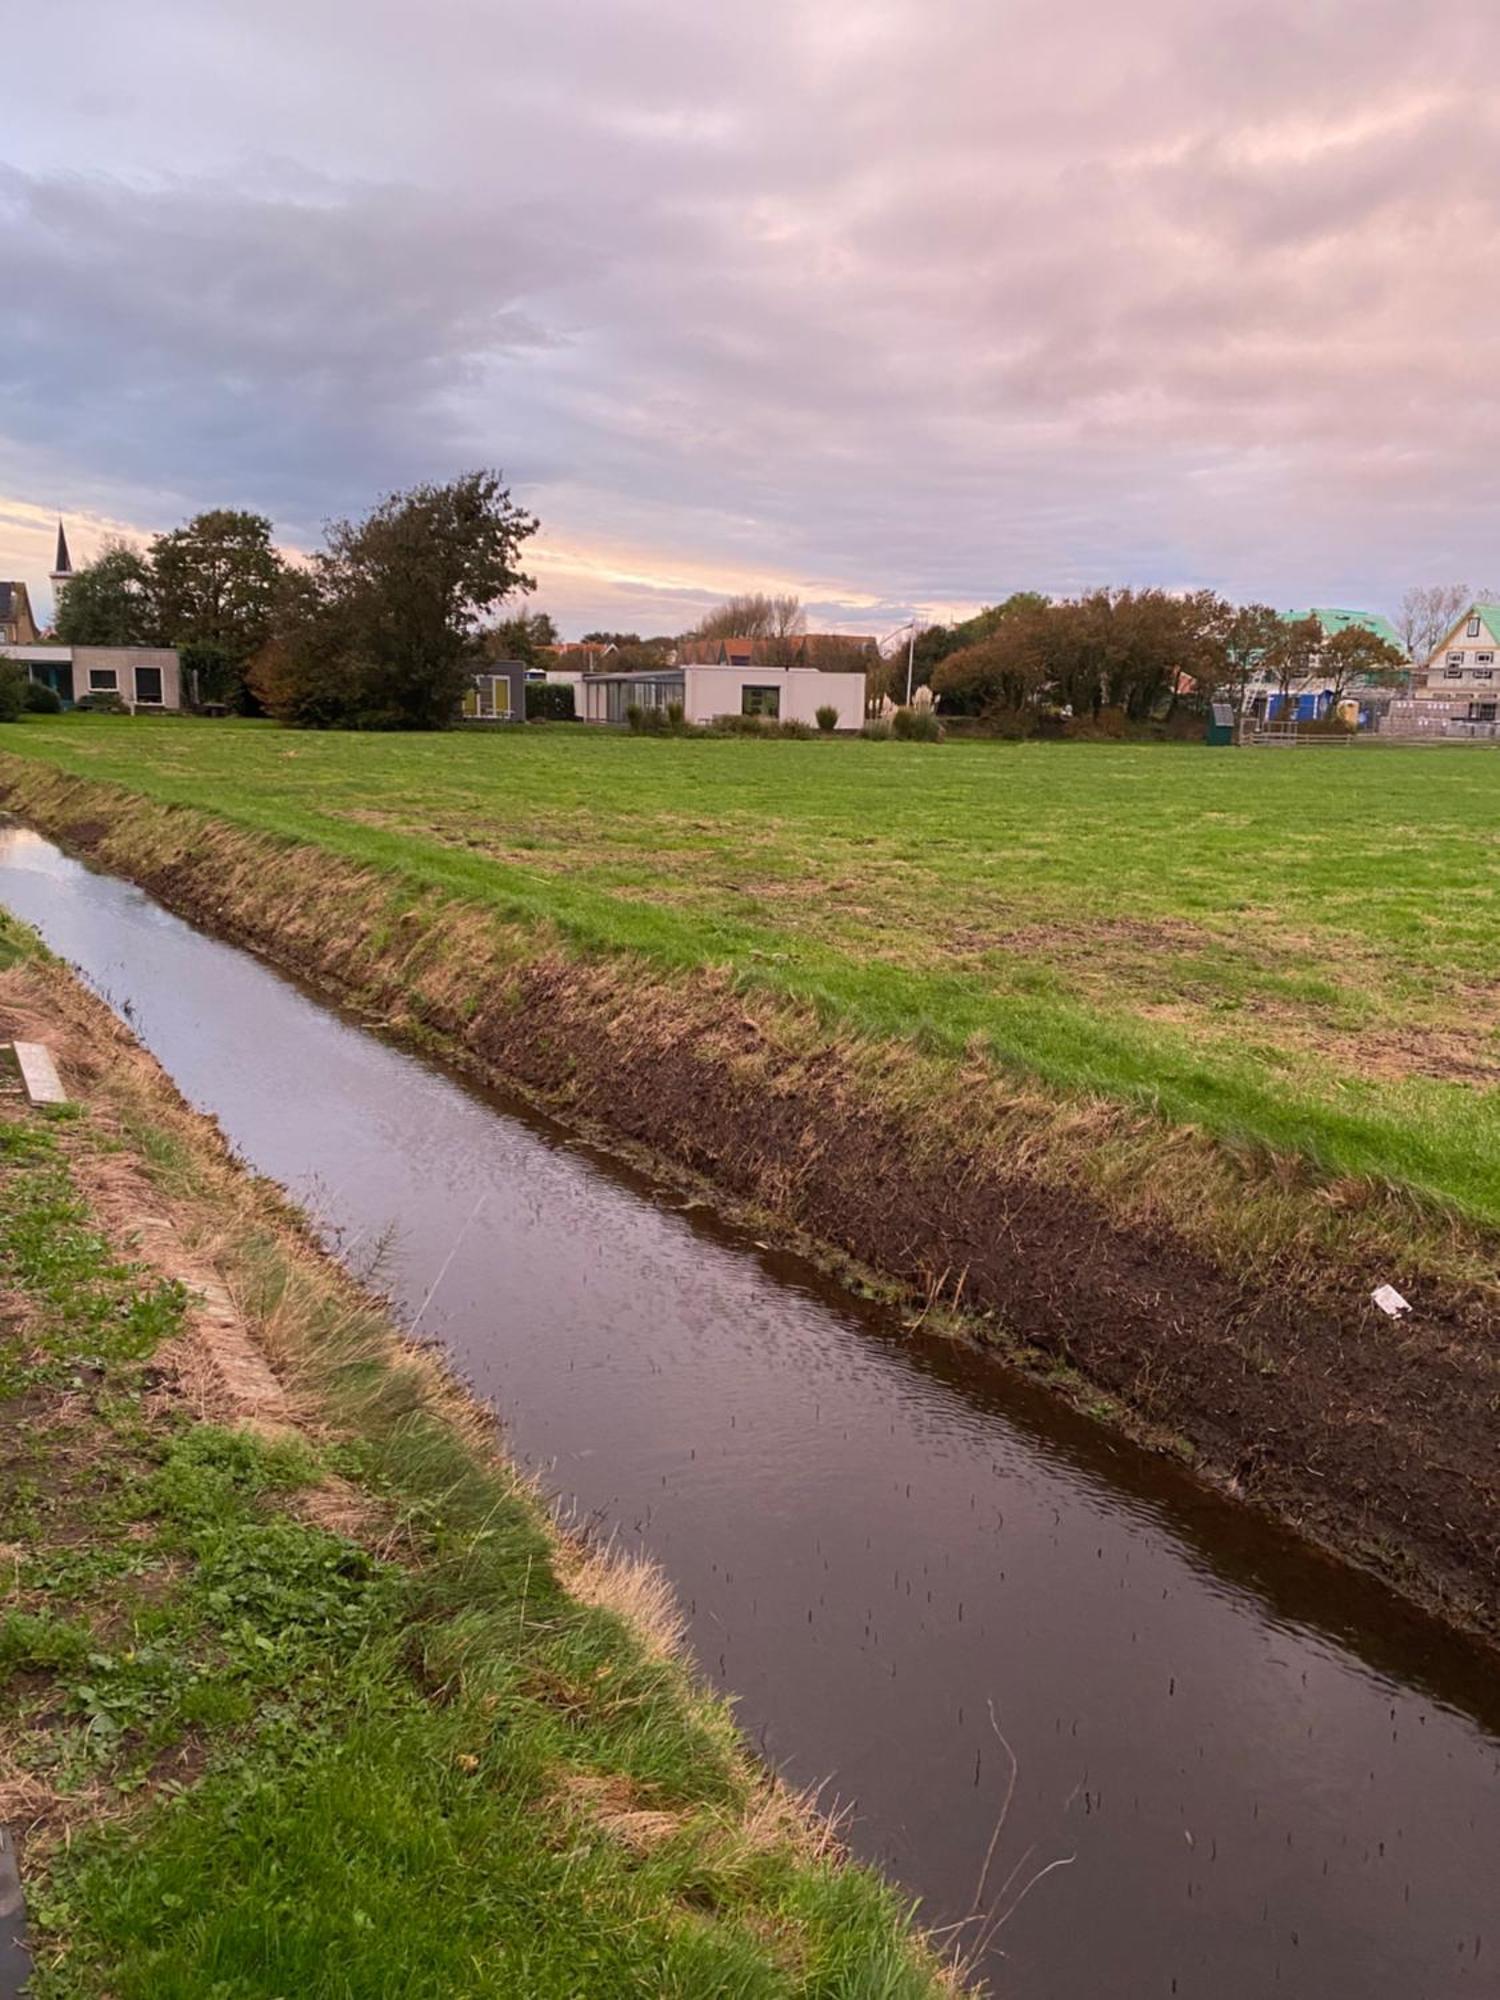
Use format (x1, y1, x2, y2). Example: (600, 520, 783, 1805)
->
(1, 823, 1497, 1998)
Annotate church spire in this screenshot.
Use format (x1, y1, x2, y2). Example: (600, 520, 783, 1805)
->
(53, 520, 72, 577)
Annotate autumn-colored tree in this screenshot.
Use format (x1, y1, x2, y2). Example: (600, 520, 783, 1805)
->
(896, 595, 1049, 705)
(930, 603, 1055, 717)
(933, 589, 1230, 723)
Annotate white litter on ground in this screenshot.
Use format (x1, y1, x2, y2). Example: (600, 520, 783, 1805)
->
(10, 1042, 67, 1107)
(1371, 1283, 1411, 1318)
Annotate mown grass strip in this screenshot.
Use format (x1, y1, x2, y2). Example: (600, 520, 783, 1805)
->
(2, 720, 1498, 1230)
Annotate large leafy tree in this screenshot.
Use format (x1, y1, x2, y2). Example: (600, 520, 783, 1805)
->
(906, 594, 1050, 700)
(1319, 625, 1406, 708)
(934, 589, 1233, 722)
(53, 543, 157, 646)
(150, 510, 284, 707)
(253, 471, 538, 729)
(1213, 602, 1282, 711)
(930, 601, 1056, 716)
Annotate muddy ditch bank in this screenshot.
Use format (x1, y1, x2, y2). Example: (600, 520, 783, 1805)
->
(2, 761, 1498, 1646)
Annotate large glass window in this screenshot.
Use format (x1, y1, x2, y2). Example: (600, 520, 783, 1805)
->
(741, 684, 781, 717)
(134, 665, 163, 705)
(603, 676, 681, 721)
(88, 668, 118, 692)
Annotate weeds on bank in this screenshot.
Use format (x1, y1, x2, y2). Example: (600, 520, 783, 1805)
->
(0, 1086, 948, 1997)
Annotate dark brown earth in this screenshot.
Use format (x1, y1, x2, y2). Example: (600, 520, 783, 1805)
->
(5, 773, 1498, 1643)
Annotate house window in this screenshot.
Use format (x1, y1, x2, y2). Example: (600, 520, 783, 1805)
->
(88, 668, 118, 692)
(1476, 652, 1494, 666)
(1468, 617, 1482, 638)
(133, 665, 163, 705)
(1474, 668, 1494, 681)
(1473, 703, 1498, 723)
(741, 684, 781, 718)
(1447, 652, 1464, 666)
(1444, 665, 1464, 679)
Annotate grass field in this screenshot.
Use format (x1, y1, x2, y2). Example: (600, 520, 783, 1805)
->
(4, 717, 1499, 1228)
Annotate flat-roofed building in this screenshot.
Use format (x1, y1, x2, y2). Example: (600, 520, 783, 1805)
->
(579, 662, 866, 729)
(4, 644, 183, 711)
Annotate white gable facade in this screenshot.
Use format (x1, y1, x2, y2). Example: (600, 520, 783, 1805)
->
(1421, 605, 1500, 707)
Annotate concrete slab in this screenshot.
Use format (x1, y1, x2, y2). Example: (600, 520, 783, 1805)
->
(0, 1826, 29, 1999)
(11, 1041, 67, 1106)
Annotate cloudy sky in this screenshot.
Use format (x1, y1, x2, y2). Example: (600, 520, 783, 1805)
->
(1, 0, 1495, 634)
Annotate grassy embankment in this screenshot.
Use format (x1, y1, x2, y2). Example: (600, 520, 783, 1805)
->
(0, 720, 1497, 1636)
(4, 718, 1499, 1244)
(0, 910, 949, 1998)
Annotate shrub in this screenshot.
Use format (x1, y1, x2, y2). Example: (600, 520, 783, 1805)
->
(525, 681, 576, 722)
(23, 681, 62, 714)
(778, 718, 814, 739)
(0, 663, 25, 723)
(708, 713, 766, 736)
(981, 704, 1037, 740)
(665, 700, 687, 733)
(891, 705, 942, 741)
(75, 691, 128, 714)
(815, 704, 839, 734)
(860, 718, 892, 740)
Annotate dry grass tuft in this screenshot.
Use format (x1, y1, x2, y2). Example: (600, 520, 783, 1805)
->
(555, 1770, 689, 1856)
(556, 1536, 687, 1665)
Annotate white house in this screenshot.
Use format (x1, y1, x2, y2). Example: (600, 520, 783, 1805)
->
(578, 663, 867, 730)
(1420, 605, 1500, 716)
(4, 644, 184, 712)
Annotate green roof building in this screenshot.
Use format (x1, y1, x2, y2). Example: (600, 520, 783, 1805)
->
(1279, 606, 1405, 652)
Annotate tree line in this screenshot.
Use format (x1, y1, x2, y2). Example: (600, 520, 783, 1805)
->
(50, 504, 869, 722)
(53, 473, 539, 727)
(887, 590, 1407, 730)
(51, 481, 1462, 734)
